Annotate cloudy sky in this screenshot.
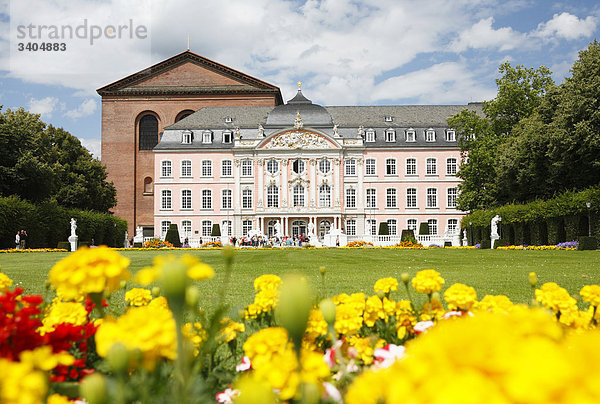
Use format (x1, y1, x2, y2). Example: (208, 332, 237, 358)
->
(0, 0, 598, 158)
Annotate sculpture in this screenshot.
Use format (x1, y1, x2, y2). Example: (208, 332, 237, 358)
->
(274, 221, 283, 237)
(70, 218, 77, 237)
(333, 124, 340, 137)
(491, 215, 501, 237)
(136, 226, 143, 238)
(308, 222, 315, 236)
(258, 124, 265, 137)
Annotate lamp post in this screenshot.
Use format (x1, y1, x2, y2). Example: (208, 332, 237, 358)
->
(586, 202, 591, 237)
(469, 221, 473, 246)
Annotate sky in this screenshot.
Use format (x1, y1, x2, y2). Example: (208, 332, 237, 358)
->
(0, 0, 599, 158)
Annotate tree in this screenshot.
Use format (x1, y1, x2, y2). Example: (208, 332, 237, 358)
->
(0, 107, 116, 211)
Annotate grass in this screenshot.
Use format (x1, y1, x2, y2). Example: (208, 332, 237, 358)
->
(1, 248, 599, 312)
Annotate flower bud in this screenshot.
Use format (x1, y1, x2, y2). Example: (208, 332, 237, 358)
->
(319, 298, 336, 326)
(80, 373, 107, 404)
(276, 274, 313, 351)
(151, 286, 161, 297)
(376, 290, 385, 300)
(528, 272, 538, 288)
(106, 343, 129, 374)
(185, 286, 200, 308)
(401, 272, 410, 285)
(160, 261, 188, 300)
(119, 280, 127, 289)
(223, 244, 235, 260)
(431, 291, 441, 302)
(319, 266, 326, 275)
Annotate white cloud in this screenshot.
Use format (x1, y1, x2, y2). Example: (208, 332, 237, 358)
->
(27, 96, 61, 118)
(450, 17, 526, 52)
(79, 137, 101, 158)
(534, 12, 597, 40)
(65, 98, 97, 119)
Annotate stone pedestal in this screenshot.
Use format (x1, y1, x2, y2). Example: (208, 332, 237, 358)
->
(462, 235, 468, 246)
(68, 235, 78, 252)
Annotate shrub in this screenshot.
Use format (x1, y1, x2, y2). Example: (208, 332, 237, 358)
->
(578, 236, 598, 250)
(211, 224, 221, 237)
(480, 240, 491, 249)
(164, 224, 181, 248)
(57, 241, 70, 250)
(419, 222, 429, 235)
(378, 222, 389, 235)
(493, 238, 508, 249)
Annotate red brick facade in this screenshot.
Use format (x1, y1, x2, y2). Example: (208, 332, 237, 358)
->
(98, 51, 282, 234)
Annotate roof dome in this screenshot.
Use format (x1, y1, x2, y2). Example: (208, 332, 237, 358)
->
(266, 89, 332, 127)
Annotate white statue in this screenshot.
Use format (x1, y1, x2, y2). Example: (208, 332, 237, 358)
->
(124, 231, 129, 248)
(357, 125, 365, 138)
(274, 221, 283, 237)
(491, 215, 501, 238)
(234, 127, 241, 139)
(333, 124, 339, 137)
(70, 218, 77, 237)
(308, 222, 315, 236)
(258, 124, 265, 137)
(463, 229, 467, 240)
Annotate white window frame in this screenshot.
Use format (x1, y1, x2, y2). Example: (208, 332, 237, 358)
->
(202, 220, 212, 237)
(266, 159, 279, 174)
(406, 158, 417, 175)
(428, 219, 438, 235)
(319, 184, 331, 207)
(319, 159, 331, 174)
(405, 129, 416, 142)
(161, 160, 172, 178)
(425, 129, 436, 142)
(202, 131, 212, 144)
(222, 220, 232, 236)
(366, 188, 377, 208)
(181, 160, 192, 177)
(426, 158, 437, 175)
(345, 159, 356, 176)
(346, 219, 356, 236)
(202, 160, 212, 177)
(426, 188, 438, 208)
(387, 219, 397, 236)
(222, 189, 232, 209)
(222, 130, 232, 144)
(201, 189, 212, 210)
(447, 219, 458, 235)
(365, 129, 376, 143)
(385, 158, 397, 175)
(366, 219, 377, 235)
(182, 130, 192, 144)
(365, 158, 376, 176)
(345, 188, 356, 208)
(161, 189, 172, 210)
(385, 129, 396, 142)
(241, 160, 253, 177)
(242, 189, 253, 209)
(242, 219, 253, 236)
(406, 188, 417, 208)
(445, 129, 456, 142)
(181, 189, 192, 210)
(407, 218, 417, 232)
(386, 188, 397, 208)
(447, 187, 458, 208)
(292, 159, 305, 174)
(293, 185, 305, 207)
(221, 160, 232, 177)
(161, 220, 171, 238)
(267, 185, 279, 208)
(446, 158, 458, 176)
(181, 220, 192, 238)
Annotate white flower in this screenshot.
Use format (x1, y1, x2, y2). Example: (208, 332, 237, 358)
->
(323, 382, 342, 403)
(373, 344, 406, 368)
(216, 388, 240, 404)
(235, 356, 251, 372)
(414, 320, 435, 334)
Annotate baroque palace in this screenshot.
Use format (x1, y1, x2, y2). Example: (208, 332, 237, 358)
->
(98, 50, 481, 246)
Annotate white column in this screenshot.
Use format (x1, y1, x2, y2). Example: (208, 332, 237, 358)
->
(357, 158, 365, 234)
(234, 159, 241, 235)
(310, 159, 317, 207)
(333, 157, 340, 207)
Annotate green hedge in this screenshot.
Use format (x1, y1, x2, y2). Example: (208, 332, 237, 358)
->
(165, 224, 181, 248)
(462, 186, 600, 245)
(578, 236, 598, 250)
(0, 196, 127, 249)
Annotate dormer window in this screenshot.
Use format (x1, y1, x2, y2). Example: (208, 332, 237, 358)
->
(384, 116, 393, 122)
(365, 129, 376, 143)
(222, 130, 232, 144)
(385, 129, 396, 142)
(202, 131, 213, 144)
(405, 129, 416, 142)
(445, 129, 456, 142)
(425, 129, 436, 142)
(181, 130, 192, 144)
(224, 117, 233, 123)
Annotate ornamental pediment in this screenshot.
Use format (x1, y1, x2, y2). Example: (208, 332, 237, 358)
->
(259, 130, 339, 150)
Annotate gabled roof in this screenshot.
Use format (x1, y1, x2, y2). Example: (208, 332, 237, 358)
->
(96, 50, 283, 103)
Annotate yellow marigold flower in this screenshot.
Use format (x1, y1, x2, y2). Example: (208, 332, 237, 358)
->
(443, 283, 478, 311)
(303, 308, 328, 346)
(125, 288, 152, 307)
(581, 285, 600, 307)
(219, 318, 245, 343)
(20, 346, 74, 371)
(49, 246, 130, 301)
(0, 271, 13, 290)
(47, 394, 73, 404)
(348, 335, 386, 364)
(420, 299, 445, 321)
(135, 254, 214, 286)
(364, 295, 385, 327)
(254, 274, 282, 291)
(334, 298, 364, 336)
(182, 322, 207, 355)
(411, 269, 445, 295)
(374, 277, 399, 295)
(473, 295, 514, 313)
(535, 282, 578, 315)
(0, 358, 47, 404)
(148, 295, 169, 310)
(38, 298, 88, 335)
(95, 304, 176, 370)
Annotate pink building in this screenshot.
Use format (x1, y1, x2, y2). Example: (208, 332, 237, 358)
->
(153, 87, 481, 246)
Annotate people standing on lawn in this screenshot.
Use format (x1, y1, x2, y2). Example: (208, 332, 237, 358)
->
(20, 230, 27, 249)
(15, 231, 20, 249)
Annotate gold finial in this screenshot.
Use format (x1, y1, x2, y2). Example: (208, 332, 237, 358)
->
(187, 34, 190, 50)
(297, 81, 302, 90)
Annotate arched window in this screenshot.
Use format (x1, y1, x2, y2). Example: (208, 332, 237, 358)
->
(175, 110, 194, 122)
(143, 177, 153, 194)
(139, 114, 159, 150)
(319, 184, 331, 207)
(293, 185, 305, 207)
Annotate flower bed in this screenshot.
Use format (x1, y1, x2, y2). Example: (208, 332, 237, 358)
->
(1, 247, 599, 403)
(202, 241, 222, 248)
(393, 240, 423, 248)
(141, 238, 174, 248)
(347, 241, 374, 248)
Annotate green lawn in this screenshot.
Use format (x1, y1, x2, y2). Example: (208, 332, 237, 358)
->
(1, 248, 599, 312)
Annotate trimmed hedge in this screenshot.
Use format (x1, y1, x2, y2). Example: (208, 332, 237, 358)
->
(401, 229, 417, 244)
(0, 196, 127, 249)
(418, 222, 429, 236)
(378, 222, 389, 236)
(211, 224, 221, 237)
(165, 224, 181, 248)
(578, 236, 598, 250)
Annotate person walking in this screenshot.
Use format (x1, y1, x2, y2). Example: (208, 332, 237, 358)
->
(15, 231, 20, 249)
(20, 230, 27, 249)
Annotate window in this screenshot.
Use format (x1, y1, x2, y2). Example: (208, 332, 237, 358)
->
(446, 158, 458, 176)
(425, 129, 436, 142)
(222, 189, 232, 209)
(224, 116, 233, 123)
(366, 219, 377, 235)
(139, 114, 158, 151)
(365, 158, 376, 175)
(161, 160, 172, 177)
(407, 219, 417, 232)
(181, 160, 192, 177)
(242, 189, 253, 209)
(242, 160, 253, 176)
(161, 220, 171, 238)
(346, 219, 356, 236)
(181, 220, 192, 238)
(182, 130, 192, 144)
(406, 158, 417, 175)
(221, 160, 232, 177)
(386, 158, 396, 175)
(447, 219, 458, 235)
(345, 159, 356, 176)
(406, 188, 417, 208)
(176, 110, 194, 122)
(405, 129, 416, 142)
(144, 177, 153, 194)
(266, 159, 279, 174)
(202, 220, 212, 237)
(446, 129, 456, 142)
(386, 188, 397, 208)
(292, 159, 305, 174)
(385, 129, 396, 142)
(202, 160, 212, 177)
(366, 188, 376, 208)
(161, 190, 172, 210)
(222, 131, 232, 144)
(428, 219, 438, 235)
(202, 189, 212, 209)
(222, 220, 232, 236)
(447, 188, 458, 208)
(426, 158, 437, 175)
(346, 188, 356, 208)
(365, 129, 376, 142)
(385, 116, 393, 122)
(267, 185, 279, 208)
(181, 189, 192, 209)
(242, 219, 252, 235)
(319, 159, 331, 174)
(202, 131, 212, 144)
(293, 185, 305, 207)
(319, 184, 331, 207)
(387, 219, 397, 235)
(426, 188, 438, 208)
